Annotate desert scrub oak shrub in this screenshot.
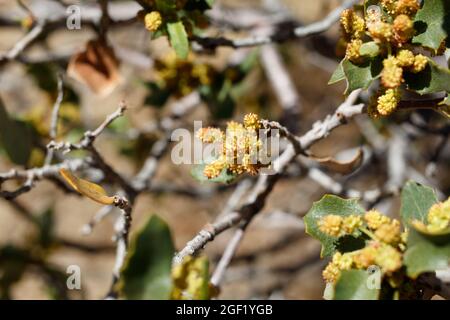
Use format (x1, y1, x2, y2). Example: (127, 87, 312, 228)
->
(304, 180, 450, 300)
(329, 0, 450, 118)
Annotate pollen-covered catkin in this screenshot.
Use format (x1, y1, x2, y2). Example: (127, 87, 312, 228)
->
(144, 11, 162, 32)
(381, 57, 403, 89)
(377, 88, 401, 116)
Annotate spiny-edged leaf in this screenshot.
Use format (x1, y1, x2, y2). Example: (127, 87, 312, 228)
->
(333, 270, 380, 300)
(304, 195, 365, 257)
(404, 228, 450, 278)
(412, 0, 450, 53)
(59, 169, 115, 205)
(171, 255, 210, 300)
(359, 41, 380, 58)
(167, 21, 189, 59)
(343, 58, 382, 94)
(0, 97, 33, 165)
(328, 61, 345, 85)
(404, 58, 450, 95)
(191, 162, 237, 184)
(400, 180, 438, 225)
(119, 215, 174, 299)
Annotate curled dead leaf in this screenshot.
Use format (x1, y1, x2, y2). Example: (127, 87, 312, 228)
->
(59, 168, 115, 205)
(310, 148, 364, 174)
(67, 39, 121, 96)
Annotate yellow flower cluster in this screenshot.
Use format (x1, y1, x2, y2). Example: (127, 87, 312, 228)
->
(320, 209, 405, 284)
(144, 11, 163, 32)
(370, 49, 427, 117)
(323, 241, 403, 283)
(340, 9, 366, 41)
(364, 210, 402, 245)
(337, 1, 430, 118)
(412, 197, 450, 233)
(198, 114, 269, 179)
(318, 214, 363, 237)
(154, 53, 214, 97)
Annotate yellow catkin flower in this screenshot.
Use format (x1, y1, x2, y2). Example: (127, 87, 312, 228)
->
(367, 93, 382, 119)
(196, 127, 223, 143)
(204, 157, 227, 179)
(333, 252, 353, 269)
(342, 215, 363, 235)
(352, 14, 366, 39)
(192, 64, 212, 86)
(393, 14, 414, 44)
(340, 9, 365, 40)
(380, 0, 397, 15)
(427, 200, 450, 232)
(411, 54, 428, 73)
(368, 21, 393, 42)
(322, 252, 353, 283)
(396, 49, 415, 67)
(377, 88, 401, 116)
(346, 39, 364, 63)
(375, 219, 402, 245)
(318, 215, 343, 237)
(243, 113, 260, 130)
(340, 9, 353, 38)
(353, 245, 378, 269)
(381, 57, 403, 88)
(365, 210, 391, 230)
(375, 245, 402, 273)
(395, 0, 420, 16)
(323, 261, 341, 283)
(144, 11, 163, 32)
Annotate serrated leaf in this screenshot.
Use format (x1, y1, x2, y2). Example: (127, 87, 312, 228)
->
(304, 195, 365, 257)
(334, 270, 380, 300)
(167, 21, 189, 59)
(343, 58, 382, 94)
(119, 215, 174, 299)
(0, 97, 33, 166)
(328, 62, 345, 85)
(400, 180, 438, 225)
(404, 58, 450, 95)
(412, 0, 450, 53)
(404, 228, 450, 278)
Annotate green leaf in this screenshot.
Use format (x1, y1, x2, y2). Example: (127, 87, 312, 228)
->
(412, 0, 450, 53)
(400, 180, 438, 224)
(404, 228, 450, 278)
(359, 41, 380, 58)
(334, 270, 380, 300)
(0, 97, 33, 165)
(328, 61, 345, 85)
(404, 58, 450, 95)
(304, 195, 365, 257)
(119, 215, 174, 299)
(167, 21, 189, 59)
(191, 161, 237, 184)
(342, 58, 382, 94)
